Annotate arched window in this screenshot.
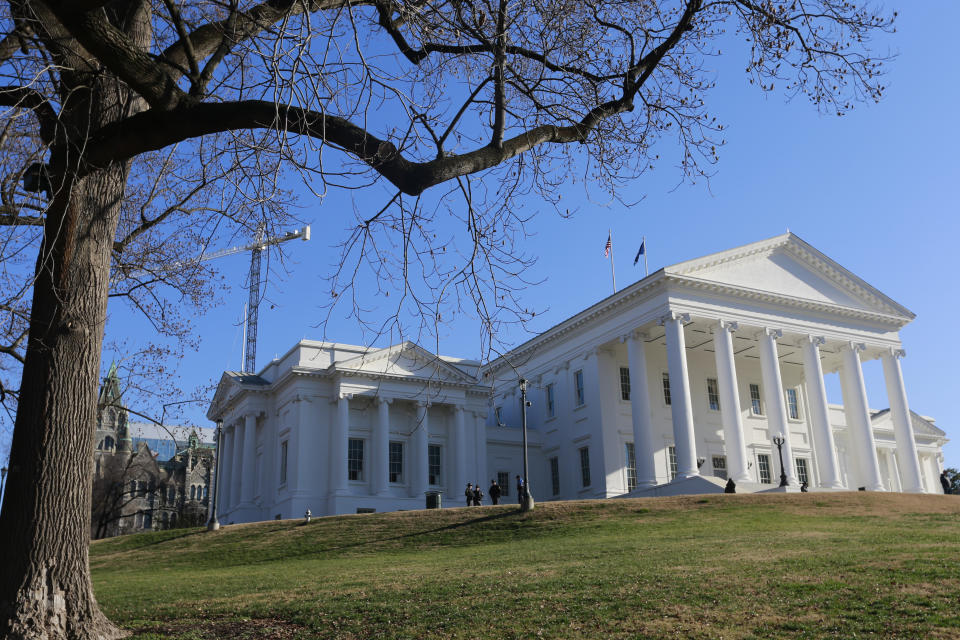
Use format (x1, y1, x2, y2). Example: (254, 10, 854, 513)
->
(129, 480, 136, 496)
(190, 485, 196, 500)
(143, 512, 152, 529)
(162, 512, 169, 528)
(170, 513, 177, 527)
(104, 436, 114, 451)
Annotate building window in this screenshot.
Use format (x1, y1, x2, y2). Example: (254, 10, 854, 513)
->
(389, 441, 404, 483)
(495, 406, 504, 426)
(749, 383, 763, 415)
(129, 480, 136, 496)
(795, 458, 809, 485)
(279, 440, 288, 485)
(348, 438, 365, 481)
(706, 378, 720, 411)
(545, 384, 556, 418)
(625, 442, 637, 492)
(574, 370, 585, 407)
(668, 445, 678, 480)
(167, 486, 175, 503)
(579, 447, 591, 487)
(619, 367, 631, 401)
(498, 471, 510, 496)
(428, 444, 442, 485)
(786, 388, 800, 420)
(662, 373, 672, 406)
(550, 457, 560, 496)
(143, 511, 152, 530)
(104, 436, 114, 451)
(190, 485, 196, 500)
(712, 455, 727, 480)
(757, 454, 771, 484)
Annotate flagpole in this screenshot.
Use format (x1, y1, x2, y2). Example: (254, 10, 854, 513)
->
(643, 235, 648, 277)
(609, 229, 617, 294)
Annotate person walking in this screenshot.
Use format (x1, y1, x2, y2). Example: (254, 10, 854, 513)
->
(472, 483, 484, 506)
(516, 475, 525, 505)
(488, 480, 502, 505)
(465, 483, 474, 506)
(941, 470, 952, 495)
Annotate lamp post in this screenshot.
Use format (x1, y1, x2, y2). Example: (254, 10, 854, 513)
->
(207, 421, 223, 531)
(772, 434, 788, 488)
(519, 378, 535, 512)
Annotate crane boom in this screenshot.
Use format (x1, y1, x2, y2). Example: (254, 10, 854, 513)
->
(199, 225, 310, 263)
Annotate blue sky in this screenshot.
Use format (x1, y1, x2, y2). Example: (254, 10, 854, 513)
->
(2, 3, 957, 475)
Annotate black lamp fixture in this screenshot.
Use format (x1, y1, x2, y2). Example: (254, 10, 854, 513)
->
(772, 434, 788, 487)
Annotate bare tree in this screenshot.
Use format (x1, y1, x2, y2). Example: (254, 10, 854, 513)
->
(0, 1, 895, 638)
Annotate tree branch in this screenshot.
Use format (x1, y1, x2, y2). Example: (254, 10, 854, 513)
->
(0, 85, 58, 144)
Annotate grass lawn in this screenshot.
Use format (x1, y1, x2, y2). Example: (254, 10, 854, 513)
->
(90, 492, 960, 639)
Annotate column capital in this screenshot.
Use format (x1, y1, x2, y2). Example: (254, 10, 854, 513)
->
(886, 346, 906, 359)
(375, 396, 393, 406)
(620, 329, 649, 342)
(710, 319, 738, 334)
(416, 400, 432, 408)
(760, 327, 783, 340)
(840, 341, 867, 354)
(452, 404, 465, 415)
(800, 334, 826, 347)
(658, 311, 690, 326)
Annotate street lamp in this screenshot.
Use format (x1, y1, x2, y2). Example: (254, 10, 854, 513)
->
(519, 378, 535, 512)
(772, 434, 788, 488)
(207, 421, 223, 531)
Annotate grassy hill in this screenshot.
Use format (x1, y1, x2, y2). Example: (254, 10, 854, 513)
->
(90, 492, 960, 639)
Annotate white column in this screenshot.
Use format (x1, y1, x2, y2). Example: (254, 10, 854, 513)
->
(411, 401, 429, 498)
(230, 421, 244, 506)
(374, 397, 391, 495)
(220, 425, 234, 512)
(474, 410, 487, 488)
(712, 320, 750, 483)
(452, 406, 468, 501)
(329, 393, 349, 496)
(881, 348, 924, 493)
(660, 312, 698, 479)
(238, 414, 257, 506)
(838, 343, 884, 491)
(800, 335, 843, 488)
(625, 331, 657, 488)
(757, 328, 797, 486)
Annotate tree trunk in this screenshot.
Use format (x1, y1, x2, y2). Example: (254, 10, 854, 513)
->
(0, 164, 129, 639)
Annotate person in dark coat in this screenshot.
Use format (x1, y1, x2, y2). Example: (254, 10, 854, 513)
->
(473, 483, 484, 506)
(488, 480, 502, 505)
(942, 471, 953, 495)
(724, 478, 736, 494)
(465, 483, 474, 506)
(516, 475, 525, 505)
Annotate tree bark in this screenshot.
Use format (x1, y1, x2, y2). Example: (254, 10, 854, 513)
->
(0, 163, 129, 639)
(0, 4, 148, 635)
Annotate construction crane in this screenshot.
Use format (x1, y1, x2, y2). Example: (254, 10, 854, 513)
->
(200, 224, 311, 374)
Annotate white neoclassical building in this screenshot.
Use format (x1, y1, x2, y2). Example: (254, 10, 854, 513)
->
(207, 233, 948, 521)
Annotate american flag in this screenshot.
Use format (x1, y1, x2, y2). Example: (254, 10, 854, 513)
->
(604, 232, 611, 257)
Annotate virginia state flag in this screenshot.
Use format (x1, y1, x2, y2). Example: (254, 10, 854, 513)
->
(633, 240, 645, 265)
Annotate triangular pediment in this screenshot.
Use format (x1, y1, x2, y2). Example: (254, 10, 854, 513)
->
(666, 233, 913, 320)
(206, 371, 268, 419)
(335, 341, 478, 385)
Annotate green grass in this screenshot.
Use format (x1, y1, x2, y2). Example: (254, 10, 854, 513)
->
(90, 492, 960, 639)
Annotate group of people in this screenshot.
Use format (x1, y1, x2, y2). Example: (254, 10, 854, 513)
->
(465, 476, 528, 506)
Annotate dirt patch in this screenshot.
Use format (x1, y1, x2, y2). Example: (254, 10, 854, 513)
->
(129, 617, 305, 639)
